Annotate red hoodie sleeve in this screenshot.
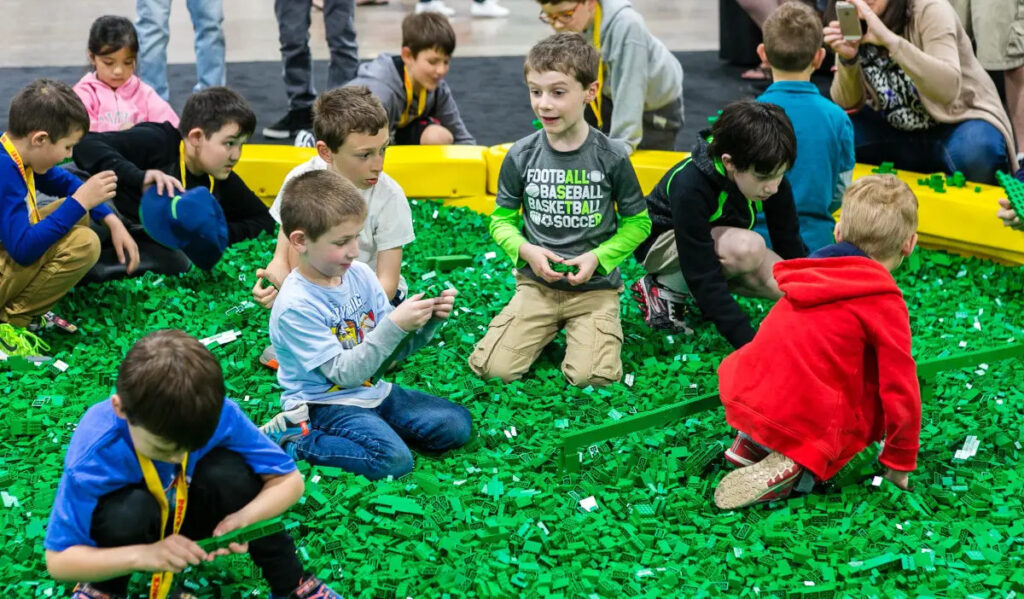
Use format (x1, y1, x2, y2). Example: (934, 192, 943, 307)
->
(863, 296, 921, 471)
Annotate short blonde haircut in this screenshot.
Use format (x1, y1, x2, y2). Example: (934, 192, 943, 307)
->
(838, 174, 918, 260)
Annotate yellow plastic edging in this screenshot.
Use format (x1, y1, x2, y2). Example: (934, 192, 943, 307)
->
(235, 144, 1024, 265)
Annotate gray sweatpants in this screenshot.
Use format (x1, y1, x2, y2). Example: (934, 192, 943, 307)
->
(274, 0, 359, 110)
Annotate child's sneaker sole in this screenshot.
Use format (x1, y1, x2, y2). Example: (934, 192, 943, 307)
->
(714, 451, 802, 509)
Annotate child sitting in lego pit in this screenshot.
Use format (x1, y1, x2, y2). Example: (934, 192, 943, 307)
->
(44, 329, 342, 599)
(73, 15, 179, 133)
(714, 174, 921, 509)
(266, 169, 472, 480)
(631, 100, 807, 348)
(345, 12, 475, 146)
(0, 79, 138, 359)
(753, 1, 855, 253)
(253, 86, 415, 368)
(74, 87, 274, 277)
(468, 32, 652, 388)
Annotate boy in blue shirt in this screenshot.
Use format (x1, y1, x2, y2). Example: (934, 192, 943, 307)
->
(44, 329, 341, 599)
(0, 79, 138, 359)
(754, 1, 855, 252)
(266, 169, 471, 480)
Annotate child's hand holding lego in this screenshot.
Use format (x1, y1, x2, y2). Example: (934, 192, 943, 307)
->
(142, 169, 185, 197)
(389, 293, 436, 331)
(432, 287, 458, 320)
(252, 265, 285, 309)
(205, 512, 251, 558)
(519, 243, 565, 283)
(72, 170, 117, 210)
(883, 468, 910, 490)
(564, 252, 599, 286)
(135, 534, 208, 573)
(997, 198, 1022, 231)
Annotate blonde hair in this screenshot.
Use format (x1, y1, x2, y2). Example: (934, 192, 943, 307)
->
(838, 174, 918, 260)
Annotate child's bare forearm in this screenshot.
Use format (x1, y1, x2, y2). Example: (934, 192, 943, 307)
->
(233, 470, 305, 526)
(46, 545, 146, 583)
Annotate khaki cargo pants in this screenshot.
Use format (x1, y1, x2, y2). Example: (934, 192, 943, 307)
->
(0, 199, 101, 327)
(468, 274, 623, 388)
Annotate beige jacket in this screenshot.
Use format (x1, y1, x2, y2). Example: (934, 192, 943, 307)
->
(830, 0, 1019, 171)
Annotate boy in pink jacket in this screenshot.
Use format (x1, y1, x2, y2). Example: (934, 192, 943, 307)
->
(74, 16, 178, 133)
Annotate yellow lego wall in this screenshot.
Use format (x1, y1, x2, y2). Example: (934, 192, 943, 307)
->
(233, 144, 1024, 265)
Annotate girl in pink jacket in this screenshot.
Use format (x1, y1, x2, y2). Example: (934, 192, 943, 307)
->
(73, 16, 179, 133)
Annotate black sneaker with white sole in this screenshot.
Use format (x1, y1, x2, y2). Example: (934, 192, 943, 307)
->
(630, 275, 693, 332)
(263, 106, 313, 140)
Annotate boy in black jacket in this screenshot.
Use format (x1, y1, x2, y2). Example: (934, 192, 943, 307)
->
(631, 100, 806, 348)
(75, 87, 274, 274)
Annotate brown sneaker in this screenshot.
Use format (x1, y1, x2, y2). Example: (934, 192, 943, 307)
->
(714, 451, 803, 509)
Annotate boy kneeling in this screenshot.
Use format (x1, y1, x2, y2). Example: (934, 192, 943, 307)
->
(714, 175, 921, 509)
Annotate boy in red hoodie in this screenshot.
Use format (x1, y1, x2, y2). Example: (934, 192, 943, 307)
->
(714, 174, 921, 510)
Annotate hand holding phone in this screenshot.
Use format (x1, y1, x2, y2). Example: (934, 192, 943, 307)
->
(836, 1, 863, 41)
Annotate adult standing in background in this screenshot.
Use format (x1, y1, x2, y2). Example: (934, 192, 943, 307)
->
(948, 0, 1024, 169)
(825, 0, 1018, 184)
(135, 0, 227, 101)
(263, 0, 359, 140)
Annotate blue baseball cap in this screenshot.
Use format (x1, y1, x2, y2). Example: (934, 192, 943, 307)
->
(140, 186, 228, 270)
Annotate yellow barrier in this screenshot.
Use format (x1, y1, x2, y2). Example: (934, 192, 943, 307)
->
(236, 144, 1024, 265)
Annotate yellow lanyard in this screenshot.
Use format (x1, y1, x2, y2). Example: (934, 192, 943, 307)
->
(0, 133, 41, 224)
(179, 141, 214, 193)
(589, 3, 605, 129)
(400, 68, 428, 128)
(137, 450, 190, 599)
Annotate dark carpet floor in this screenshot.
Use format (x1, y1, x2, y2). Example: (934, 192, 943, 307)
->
(0, 52, 833, 150)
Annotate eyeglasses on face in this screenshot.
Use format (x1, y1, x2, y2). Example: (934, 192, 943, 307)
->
(538, 2, 584, 25)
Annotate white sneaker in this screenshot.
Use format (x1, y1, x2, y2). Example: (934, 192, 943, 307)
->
(294, 129, 316, 148)
(471, 0, 509, 17)
(416, 0, 455, 16)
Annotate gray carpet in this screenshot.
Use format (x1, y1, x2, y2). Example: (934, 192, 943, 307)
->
(0, 52, 831, 151)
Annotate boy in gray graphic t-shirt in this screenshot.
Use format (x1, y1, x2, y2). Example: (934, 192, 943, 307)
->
(468, 32, 651, 388)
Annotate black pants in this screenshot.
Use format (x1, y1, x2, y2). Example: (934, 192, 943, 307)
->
(585, 95, 683, 151)
(88, 449, 303, 596)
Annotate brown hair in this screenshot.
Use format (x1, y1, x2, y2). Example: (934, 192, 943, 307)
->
(402, 12, 456, 57)
(280, 169, 367, 240)
(7, 79, 89, 141)
(524, 32, 599, 88)
(179, 86, 257, 139)
(116, 330, 226, 451)
(763, 2, 824, 72)
(313, 86, 389, 153)
(838, 174, 918, 260)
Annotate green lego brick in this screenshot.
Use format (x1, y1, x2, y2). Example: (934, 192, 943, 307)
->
(196, 517, 292, 553)
(426, 254, 473, 272)
(548, 261, 580, 275)
(996, 170, 1024, 216)
(870, 162, 898, 175)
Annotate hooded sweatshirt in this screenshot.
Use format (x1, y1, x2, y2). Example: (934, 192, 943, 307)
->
(346, 54, 475, 145)
(73, 72, 179, 133)
(638, 134, 806, 348)
(718, 244, 921, 480)
(587, 0, 684, 151)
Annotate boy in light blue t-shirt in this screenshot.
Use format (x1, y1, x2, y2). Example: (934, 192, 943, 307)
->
(754, 1, 855, 252)
(266, 169, 471, 481)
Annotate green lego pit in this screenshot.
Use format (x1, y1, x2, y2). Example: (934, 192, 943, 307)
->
(5, 200, 1024, 597)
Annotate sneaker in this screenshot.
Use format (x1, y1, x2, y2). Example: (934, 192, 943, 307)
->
(294, 129, 316, 148)
(471, 0, 509, 17)
(27, 311, 78, 334)
(0, 323, 51, 362)
(714, 451, 803, 509)
(259, 345, 279, 370)
(416, 0, 455, 16)
(263, 107, 313, 140)
(724, 433, 770, 468)
(271, 575, 343, 599)
(629, 275, 690, 331)
(71, 584, 123, 599)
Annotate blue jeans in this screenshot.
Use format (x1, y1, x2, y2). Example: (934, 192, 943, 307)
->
(294, 385, 473, 480)
(136, 0, 226, 100)
(851, 107, 1009, 184)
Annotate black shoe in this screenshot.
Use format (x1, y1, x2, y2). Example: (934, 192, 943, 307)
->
(263, 107, 312, 140)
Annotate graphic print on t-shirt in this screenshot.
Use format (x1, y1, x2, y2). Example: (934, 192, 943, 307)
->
(523, 167, 608, 230)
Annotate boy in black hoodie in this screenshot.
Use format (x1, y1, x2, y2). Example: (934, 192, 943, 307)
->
(631, 100, 806, 349)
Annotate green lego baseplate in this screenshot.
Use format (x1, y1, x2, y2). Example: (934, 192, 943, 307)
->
(196, 517, 296, 553)
(996, 170, 1024, 216)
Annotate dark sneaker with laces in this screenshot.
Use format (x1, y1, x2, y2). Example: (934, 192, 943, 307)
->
(263, 107, 313, 140)
(724, 433, 770, 468)
(714, 451, 803, 509)
(630, 275, 691, 332)
(270, 575, 343, 599)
